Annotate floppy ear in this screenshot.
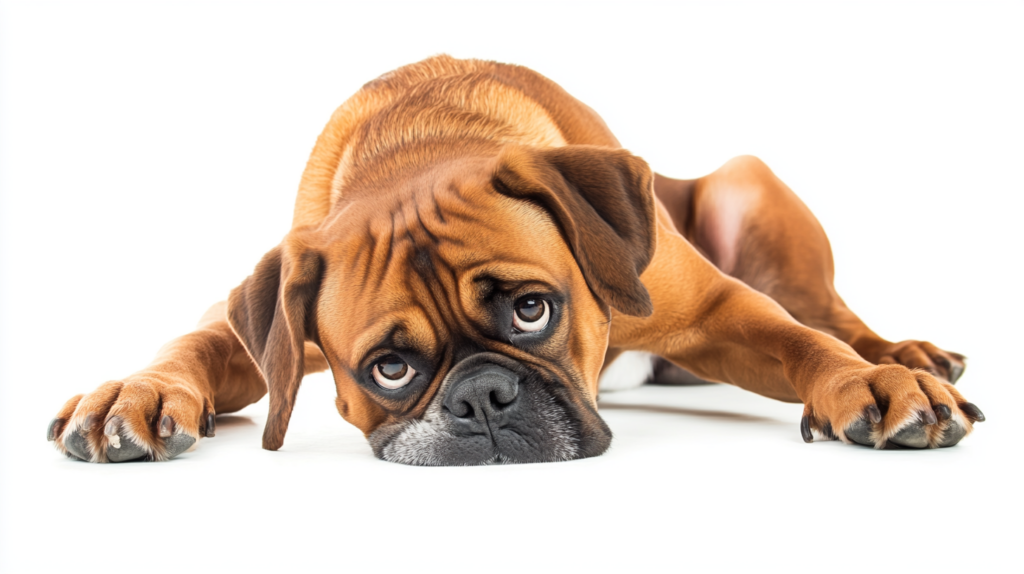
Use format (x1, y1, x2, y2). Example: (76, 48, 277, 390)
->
(227, 233, 324, 450)
(493, 145, 657, 317)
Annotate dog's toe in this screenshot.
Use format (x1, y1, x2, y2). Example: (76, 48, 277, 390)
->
(103, 417, 149, 462)
(890, 421, 929, 448)
(107, 440, 148, 462)
(163, 434, 196, 459)
(52, 378, 208, 463)
(63, 428, 91, 461)
(938, 420, 968, 447)
(101, 415, 196, 462)
(844, 417, 874, 447)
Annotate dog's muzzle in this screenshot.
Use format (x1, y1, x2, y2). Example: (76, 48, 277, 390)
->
(370, 351, 606, 465)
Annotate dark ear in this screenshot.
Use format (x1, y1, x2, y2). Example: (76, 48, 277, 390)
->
(493, 145, 657, 316)
(227, 233, 324, 450)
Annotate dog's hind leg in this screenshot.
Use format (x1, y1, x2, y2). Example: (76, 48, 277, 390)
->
(653, 155, 965, 384)
(47, 301, 329, 462)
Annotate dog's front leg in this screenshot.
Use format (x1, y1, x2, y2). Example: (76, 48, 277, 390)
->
(610, 223, 984, 448)
(47, 302, 325, 462)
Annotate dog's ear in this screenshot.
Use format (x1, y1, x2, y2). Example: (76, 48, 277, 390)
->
(493, 145, 657, 317)
(227, 232, 324, 450)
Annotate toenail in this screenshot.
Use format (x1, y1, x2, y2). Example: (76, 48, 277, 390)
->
(922, 409, 937, 426)
(47, 418, 62, 442)
(159, 415, 175, 438)
(865, 404, 882, 424)
(800, 416, 813, 443)
(960, 403, 985, 422)
(104, 416, 123, 448)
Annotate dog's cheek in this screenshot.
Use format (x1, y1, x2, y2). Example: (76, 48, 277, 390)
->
(335, 393, 389, 436)
(576, 408, 613, 459)
(537, 383, 612, 461)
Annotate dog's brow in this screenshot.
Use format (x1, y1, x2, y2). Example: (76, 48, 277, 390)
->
(467, 263, 561, 291)
(349, 319, 431, 367)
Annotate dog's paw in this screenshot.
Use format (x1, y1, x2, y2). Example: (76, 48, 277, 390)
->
(801, 364, 984, 449)
(47, 378, 215, 462)
(874, 340, 966, 384)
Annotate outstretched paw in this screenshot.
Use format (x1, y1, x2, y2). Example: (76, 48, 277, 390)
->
(801, 364, 984, 449)
(47, 378, 215, 463)
(875, 340, 966, 384)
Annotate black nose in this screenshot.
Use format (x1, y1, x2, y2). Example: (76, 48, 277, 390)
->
(443, 364, 520, 431)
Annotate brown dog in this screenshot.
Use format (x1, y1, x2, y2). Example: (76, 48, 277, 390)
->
(47, 56, 984, 465)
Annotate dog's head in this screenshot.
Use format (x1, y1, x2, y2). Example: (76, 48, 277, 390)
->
(227, 144, 656, 465)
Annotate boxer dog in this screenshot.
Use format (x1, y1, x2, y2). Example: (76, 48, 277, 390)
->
(47, 56, 984, 465)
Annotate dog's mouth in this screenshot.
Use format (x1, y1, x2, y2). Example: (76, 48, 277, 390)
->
(367, 353, 610, 466)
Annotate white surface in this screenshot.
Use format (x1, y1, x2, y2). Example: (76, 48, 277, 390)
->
(1, 1, 1022, 572)
(599, 351, 654, 391)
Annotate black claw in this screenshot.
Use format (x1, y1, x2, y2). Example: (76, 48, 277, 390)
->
(800, 416, 813, 443)
(948, 363, 965, 384)
(960, 403, 985, 422)
(935, 404, 952, 422)
(946, 353, 966, 383)
(159, 415, 175, 438)
(922, 409, 937, 426)
(47, 418, 62, 442)
(865, 404, 882, 424)
(205, 413, 216, 438)
(822, 421, 837, 440)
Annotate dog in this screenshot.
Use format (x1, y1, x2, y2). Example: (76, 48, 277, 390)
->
(47, 56, 984, 465)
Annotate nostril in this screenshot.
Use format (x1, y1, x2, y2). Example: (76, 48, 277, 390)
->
(489, 390, 516, 411)
(448, 400, 474, 419)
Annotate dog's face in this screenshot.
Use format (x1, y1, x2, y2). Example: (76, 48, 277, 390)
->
(228, 145, 657, 465)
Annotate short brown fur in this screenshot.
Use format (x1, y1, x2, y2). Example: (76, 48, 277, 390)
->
(50, 56, 980, 463)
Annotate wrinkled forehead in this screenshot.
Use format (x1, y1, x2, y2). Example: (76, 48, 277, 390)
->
(316, 171, 574, 363)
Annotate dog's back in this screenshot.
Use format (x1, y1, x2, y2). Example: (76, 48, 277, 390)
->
(292, 55, 620, 228)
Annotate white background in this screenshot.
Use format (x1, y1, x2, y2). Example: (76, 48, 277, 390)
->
(1, 1, 1021, 572)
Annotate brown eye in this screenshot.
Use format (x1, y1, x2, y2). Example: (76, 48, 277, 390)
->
(513, 298, 550, 332)
(372, 356, 416, 389)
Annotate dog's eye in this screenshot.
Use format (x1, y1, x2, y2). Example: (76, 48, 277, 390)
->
(513, 298, 549, 332)
(372, 356, 416, 389)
